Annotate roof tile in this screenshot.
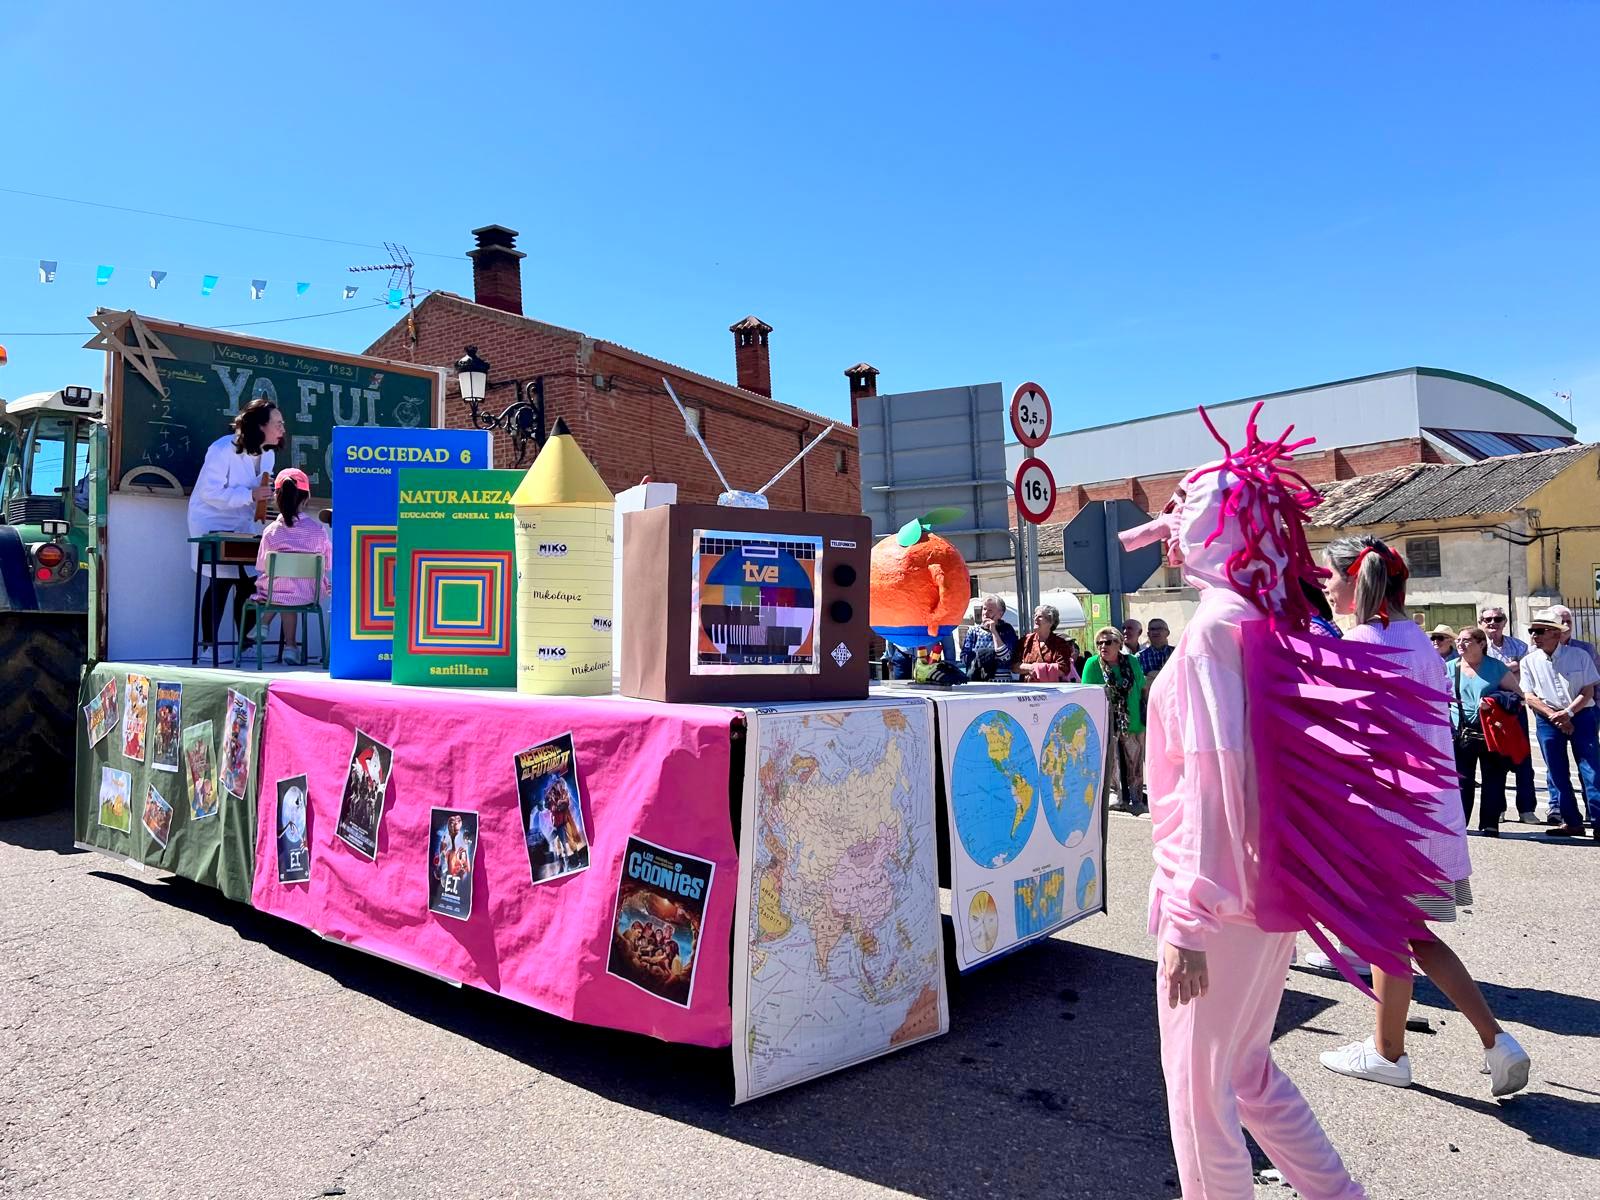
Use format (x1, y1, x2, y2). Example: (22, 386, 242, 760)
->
(1309, 445, 1595, 527)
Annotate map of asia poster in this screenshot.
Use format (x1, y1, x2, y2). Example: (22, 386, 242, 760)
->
(732, 699, 947, 1103)
(935, 687, 1109, 971)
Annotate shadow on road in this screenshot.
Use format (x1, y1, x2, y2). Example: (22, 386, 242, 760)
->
(1410, 1085, 1600, 1159)
(53, 800, 1343, 1200)
(0, 810, 87, 855)
(1411, 976, 1600, 1041)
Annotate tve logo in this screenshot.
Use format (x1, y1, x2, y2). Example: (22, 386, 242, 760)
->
(537, 646, 568, 660)
(538, 543, 568, 557)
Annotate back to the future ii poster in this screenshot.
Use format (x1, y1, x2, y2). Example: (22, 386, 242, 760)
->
(606, 836, 714, 1008)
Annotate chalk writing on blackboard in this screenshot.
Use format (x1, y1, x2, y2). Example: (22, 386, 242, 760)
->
(110, 318, 438, 495)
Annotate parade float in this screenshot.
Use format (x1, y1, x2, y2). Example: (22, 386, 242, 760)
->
(64, 323, 1109, 1102)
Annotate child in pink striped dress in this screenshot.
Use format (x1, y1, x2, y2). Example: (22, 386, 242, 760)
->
(253, 468, 332, 665)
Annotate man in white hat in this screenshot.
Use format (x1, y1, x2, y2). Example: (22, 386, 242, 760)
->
(1521, 607, 1600, 839)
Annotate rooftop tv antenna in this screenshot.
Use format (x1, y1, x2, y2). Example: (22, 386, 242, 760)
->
(348, 242, 418, 344)
(662, 377, 835, 508)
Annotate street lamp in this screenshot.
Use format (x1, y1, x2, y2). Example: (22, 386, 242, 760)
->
(454, 345, 547, 465)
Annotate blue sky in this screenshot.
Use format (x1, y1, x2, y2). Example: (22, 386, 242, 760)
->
(3, 2, 1597, 439)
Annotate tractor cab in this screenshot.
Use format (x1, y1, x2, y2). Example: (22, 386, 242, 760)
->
(0, 387, 103, 615)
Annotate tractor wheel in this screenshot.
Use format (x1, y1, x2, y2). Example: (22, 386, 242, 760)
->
(0, 613, 87, 814)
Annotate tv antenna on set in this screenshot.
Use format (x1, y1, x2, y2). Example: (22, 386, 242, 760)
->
(662, 377, 834, 508)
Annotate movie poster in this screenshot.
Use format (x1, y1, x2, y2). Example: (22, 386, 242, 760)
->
(335, 729, 394, 860)
(142, 782, 174, 849)
(121, 674, 151, 762)
(513, 733, 590, 884)
(219, 689, 256, 799)
(276, 775, 311, 885)
(690, 529, 822, 676)
(182, 721, 219, 821)
(606, 836, 714, 1008)
(427, 808, 479, 920)
(82, 677, 119, 748)
(97, 765, 132, 833)
(150, 682, 183, 772)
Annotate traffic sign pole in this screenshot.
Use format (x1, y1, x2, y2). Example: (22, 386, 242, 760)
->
(1026, 520, 1041, 625)
(1009, 382, 1055, 623)
(1104, 501, 1126, 631)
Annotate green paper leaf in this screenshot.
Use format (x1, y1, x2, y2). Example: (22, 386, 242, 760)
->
(896, 517, 925, 547)
(920, 506, 964, 528)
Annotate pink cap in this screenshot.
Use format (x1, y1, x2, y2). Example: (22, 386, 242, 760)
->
(275, 467, 311, 492)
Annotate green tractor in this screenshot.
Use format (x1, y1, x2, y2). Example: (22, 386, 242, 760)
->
(0, 386, 107, 810)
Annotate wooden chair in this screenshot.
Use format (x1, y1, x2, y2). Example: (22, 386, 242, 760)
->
(241, 551, 326, 670)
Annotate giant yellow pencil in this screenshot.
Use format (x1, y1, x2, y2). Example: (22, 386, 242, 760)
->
(510, 417, 615, 695)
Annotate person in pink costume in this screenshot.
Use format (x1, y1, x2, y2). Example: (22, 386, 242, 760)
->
(1316, 536, 1531, 1096)
(1120, 406, 1455, 1200)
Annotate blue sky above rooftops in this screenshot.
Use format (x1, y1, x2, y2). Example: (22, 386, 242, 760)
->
(1, 2, 1595, 442)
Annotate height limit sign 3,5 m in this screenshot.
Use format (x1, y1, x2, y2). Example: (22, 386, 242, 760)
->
(1010, 381, 1052, 449)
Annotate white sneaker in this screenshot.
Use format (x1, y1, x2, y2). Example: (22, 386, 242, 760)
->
(1483, 1033, 1531, 1097)
(1302, 948, 1373, 978)
(283, 648, 302, 666)
(1320, 1037, 1412, 1088)
(1517, 812, 1540, 825)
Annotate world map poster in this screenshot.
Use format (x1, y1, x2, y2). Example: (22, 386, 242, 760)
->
(733, 699, 947, 1104)
(933, 686, 1109, 971)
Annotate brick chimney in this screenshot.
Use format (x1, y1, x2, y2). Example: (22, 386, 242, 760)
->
(844, 363, 879, 426)
(730, 315, 773, 397)
(468, 224, 526, 316)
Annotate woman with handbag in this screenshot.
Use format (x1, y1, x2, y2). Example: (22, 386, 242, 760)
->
(1449, 625, 1515, 836)
(1081, 626, 1147, 813)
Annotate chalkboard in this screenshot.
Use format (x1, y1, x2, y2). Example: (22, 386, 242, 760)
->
(109, 315, 442, 496)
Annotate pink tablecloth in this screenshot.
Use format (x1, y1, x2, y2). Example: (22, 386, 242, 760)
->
(251, 677, 739, 1047)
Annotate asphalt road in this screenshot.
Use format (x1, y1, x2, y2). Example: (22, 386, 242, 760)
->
(2, 808, 1594, 1200)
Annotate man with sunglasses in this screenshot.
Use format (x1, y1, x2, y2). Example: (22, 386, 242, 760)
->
(1521, 608, 1600, 839)
(1481, 606, 1539, 823)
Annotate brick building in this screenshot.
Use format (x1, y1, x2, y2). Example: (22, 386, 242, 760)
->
(366, 225, 863, 512)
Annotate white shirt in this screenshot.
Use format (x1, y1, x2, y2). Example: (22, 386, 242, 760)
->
(186, 435, 274, 574)
(1520, 642, 1600, 713)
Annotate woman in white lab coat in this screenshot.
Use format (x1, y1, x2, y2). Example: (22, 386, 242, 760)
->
(186, 397, 285, 654)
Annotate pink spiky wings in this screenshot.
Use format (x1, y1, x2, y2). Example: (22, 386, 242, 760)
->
(1193, 403, 1453, 997)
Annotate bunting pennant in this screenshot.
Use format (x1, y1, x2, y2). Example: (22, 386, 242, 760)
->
(23, 260, 422, 303)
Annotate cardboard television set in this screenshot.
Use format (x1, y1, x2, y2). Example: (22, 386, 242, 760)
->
(620, 381, 870, 705)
